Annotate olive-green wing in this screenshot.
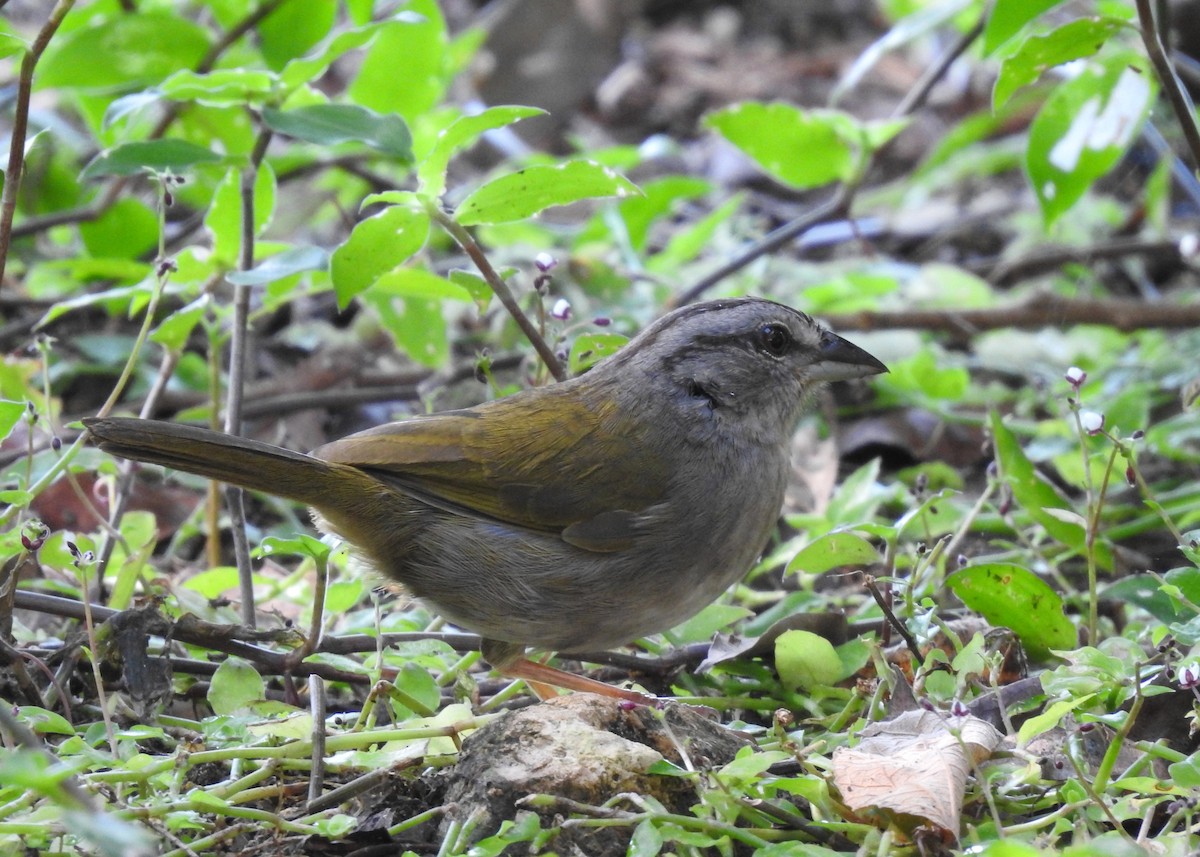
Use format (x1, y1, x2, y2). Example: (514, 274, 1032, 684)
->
(312, 384, 671, 551)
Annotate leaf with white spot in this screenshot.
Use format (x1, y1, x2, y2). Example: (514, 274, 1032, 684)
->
(456, 161, 641, 225)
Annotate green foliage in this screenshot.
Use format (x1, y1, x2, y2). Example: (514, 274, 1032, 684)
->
(2, 0, 1198, 852)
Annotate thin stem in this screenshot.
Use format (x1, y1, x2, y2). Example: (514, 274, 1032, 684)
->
(426, 203, 566, 381)
(0, 0, 76, 287)
(225, 128, 273, 628)
(1135, 0, 1200, 174)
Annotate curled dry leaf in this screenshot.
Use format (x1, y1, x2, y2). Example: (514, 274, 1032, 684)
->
(832, 709, 1006, 841)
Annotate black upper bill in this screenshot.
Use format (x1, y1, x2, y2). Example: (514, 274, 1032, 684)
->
(807, 330, 888, 382)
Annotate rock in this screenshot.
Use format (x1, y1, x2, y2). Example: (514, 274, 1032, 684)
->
(441, 694, 752, 854)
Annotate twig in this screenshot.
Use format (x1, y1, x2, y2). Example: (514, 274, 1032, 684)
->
(0, 0, 76, 288)
(1135, 0, 1200, 175)
(427, 204, 567, 381)
(678, 15, 985, 304)
(821, 295, 1200, 335)
(225, 128, 273, 629)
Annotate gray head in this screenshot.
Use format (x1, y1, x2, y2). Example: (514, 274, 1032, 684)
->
(601, 298, 887, 443)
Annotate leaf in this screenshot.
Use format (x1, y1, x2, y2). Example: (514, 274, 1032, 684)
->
(418, 105, 546, 196)
(204, 164, 276, 264)
(280, 22, 394, 90)
(947, 563, 1076, 659)
(208, 659, 265, 716)
(80, 140, 222, 180)
(329, 205, 431, 307)
(226, 246, 329, 286)
(786, 531, 879, 576)
(151, 298, 209, 351)
(79, 198, 159, 260)
(775, 630, 845, 691)
(256, 0, 336, 69)
(349, 2, 448, 121)
(993, 17, 1128, 110)
(983, 0, 1066, 55)
(568, 332, 628, 375)
(37, 12, 211, 91)
(1102, 568, 1200, 624)
(704, 102, 861, 189)
(1027, 52, 1155, 225)
(457, 161, 640, 225)
(0, 400, 25, 444)
(990, 411, 1112, 568)
(262, 104, 412, 160)
(160, 68, 277, 106)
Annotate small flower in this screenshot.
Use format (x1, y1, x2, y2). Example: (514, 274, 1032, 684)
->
(550, 298, 571, 321)
(1065, 366, 1087, 388)
(1179, 233, 1199, 261)
(1131, 429, 1144, 441)
(1179, 663, 1200, 689)
(951, 700, 969, 717)
(534, 252, 557, 273)
(957, 554, 968, 569)
(1079, 410, 1104, 435)
(592, 316, 611, 327)
(1125, 466, 1136, 488)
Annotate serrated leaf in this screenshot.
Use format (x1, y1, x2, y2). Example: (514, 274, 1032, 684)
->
(418, 105, 546, 196)
(263, 104, 412, 159)
(993, 17, 1127, 110)
(704, 102, 861, 189)
(983, 0, 1066, 55)
(330, 206, 430, 307)
(81, 140, 222, 180)
(457, 161, 640, 225)
(947, 563, 1076, 659)
(787, 531, 879, 575)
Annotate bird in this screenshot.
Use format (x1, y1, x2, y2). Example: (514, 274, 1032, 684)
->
(84, 297, 886, 703)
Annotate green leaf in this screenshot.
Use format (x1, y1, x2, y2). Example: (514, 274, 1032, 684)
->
(0, 400, 25, 444)
(568, 332, 628, 375)
(262, 104, 412, 160)
(151, 298, 209, 351)
(418, 105, 546, 196)
(349, 2, 448, 121)
(775, 630, 845, 691)
(457, 161, 640, 225)
(280, 23, 388, 90)
(160, 68, 277, 106)
(0, 33, 27, 61)
(259, 533, 332, 562)
(371, 267, 472, 302)
(786, 531, 879, 575)
(226, 246, 329, 286)
(256, 0, 336, 69)
(359, 293, 448, 368)
(204, 165, 277, 265)
(885, 349, 969, 401)
(704, 102, 861, 189)
(993, 17, 1128, 110)
(37, 12, 211, 91)
(1027, 52, 1155, 225)
(80, 140, 222, 180)
(947, 563, 1076, 659)
(983, 0, 1066, 55)
(1102, 568, 1200, 624)
(610, 176, 711, 252)
(647, 194, 742, 273)
(79, 198, 159, 260)
(208, 659, 265, 716)
(329, 205, 431, 308)
(667, 603, 753, 644)
(990, 411, 1112, 568)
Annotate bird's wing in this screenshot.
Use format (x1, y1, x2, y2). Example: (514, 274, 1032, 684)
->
(312, 384, 672, 552)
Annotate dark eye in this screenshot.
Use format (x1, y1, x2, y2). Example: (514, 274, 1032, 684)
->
(757, 323, 792, 357)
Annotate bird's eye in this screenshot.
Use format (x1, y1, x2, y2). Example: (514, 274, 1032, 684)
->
(757, 323, 792, 357)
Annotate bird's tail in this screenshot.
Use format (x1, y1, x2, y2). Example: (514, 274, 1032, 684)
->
(82, 417, 374, 509)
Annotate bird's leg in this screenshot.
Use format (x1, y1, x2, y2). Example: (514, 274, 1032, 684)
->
(481, 639, 660, 707)
(502, 656, 661, 708)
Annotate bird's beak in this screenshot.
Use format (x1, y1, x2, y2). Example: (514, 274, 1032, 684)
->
(807, 330, 888, 382)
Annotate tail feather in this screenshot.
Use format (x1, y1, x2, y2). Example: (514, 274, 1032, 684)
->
(82, 417, 362, 509)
